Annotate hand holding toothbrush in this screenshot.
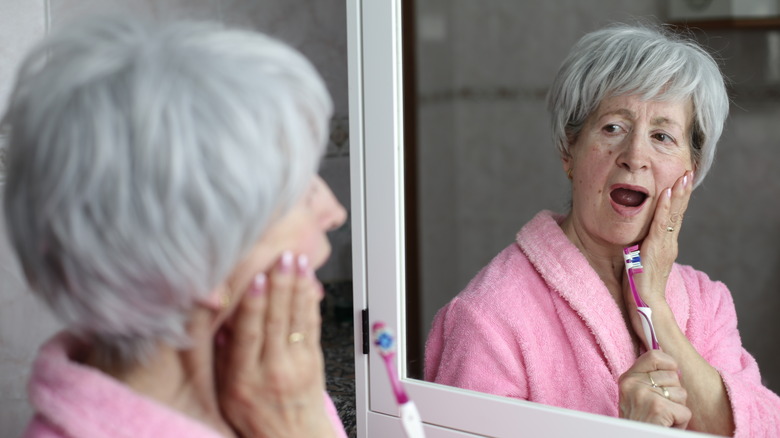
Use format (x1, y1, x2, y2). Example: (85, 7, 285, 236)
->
(622, 170, 735, 433)
(618, 350, 691, 429)
(623, 170, 694, 350)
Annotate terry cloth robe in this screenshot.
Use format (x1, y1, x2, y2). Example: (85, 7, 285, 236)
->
(425, 210, 780, 437)
(24, 332, 348, 438)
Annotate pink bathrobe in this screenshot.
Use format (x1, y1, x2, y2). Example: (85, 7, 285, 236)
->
(24, 332, 347, 438)
(425, 210, 780, 437)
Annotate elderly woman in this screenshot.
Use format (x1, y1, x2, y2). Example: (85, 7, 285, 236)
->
(3, 16, 347, 438)
(425, 23, 780, 436)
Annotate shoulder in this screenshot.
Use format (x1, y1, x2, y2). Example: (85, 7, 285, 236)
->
(456, 241, 542, 307)
(453, 211, 565, 309)
(673, 263, 737, 322)
(674, 264, 732, 301)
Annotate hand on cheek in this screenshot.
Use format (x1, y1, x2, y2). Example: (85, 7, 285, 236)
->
(215, 251, 335, 438)
(630, 170, 694, 309)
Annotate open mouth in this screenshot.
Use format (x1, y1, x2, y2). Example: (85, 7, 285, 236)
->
(610, 188, 648, 207)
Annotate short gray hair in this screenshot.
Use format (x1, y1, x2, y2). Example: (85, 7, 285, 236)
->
(547, 24, 729, 188)
(2, 16, 332, 366)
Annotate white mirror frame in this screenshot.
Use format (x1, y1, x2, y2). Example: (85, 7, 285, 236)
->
(347, 1, 715, 436)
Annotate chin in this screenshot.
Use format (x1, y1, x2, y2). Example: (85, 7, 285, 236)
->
(606, 224, 648, 247)
(310, 243, 332, 271)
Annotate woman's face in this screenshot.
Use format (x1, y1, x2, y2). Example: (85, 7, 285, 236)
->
(226, 175, 347, 296)
(563, 94, 694, 249)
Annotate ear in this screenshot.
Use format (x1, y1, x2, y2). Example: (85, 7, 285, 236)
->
(195, 287, 226, 312)
(561, 150, 573, 174)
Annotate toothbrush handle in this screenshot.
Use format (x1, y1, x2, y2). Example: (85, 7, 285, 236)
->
(400, 401, 426, 438)
(382, 355, 410, 404)
(637, 306, 660, 350)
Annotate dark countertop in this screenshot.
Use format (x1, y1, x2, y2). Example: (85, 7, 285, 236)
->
(321, 281, 356, 437)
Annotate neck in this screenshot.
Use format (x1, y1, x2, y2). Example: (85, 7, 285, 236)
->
(560, 214, 626, 283)
(84, 313, 234, 437)
(560, 213, 642, 354)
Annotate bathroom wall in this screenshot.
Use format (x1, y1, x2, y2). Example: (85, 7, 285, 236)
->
(414, 0, 780, 394)
(0, 1, 350, 436)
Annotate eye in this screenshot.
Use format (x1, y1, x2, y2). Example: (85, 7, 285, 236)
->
(652, 132, 676, 144)
(602, 124, 621, 134)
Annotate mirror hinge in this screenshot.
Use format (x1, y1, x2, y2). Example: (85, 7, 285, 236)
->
(361, 308, 369, 354)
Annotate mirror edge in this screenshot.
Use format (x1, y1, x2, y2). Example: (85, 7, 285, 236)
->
(348, 1, 720, 436)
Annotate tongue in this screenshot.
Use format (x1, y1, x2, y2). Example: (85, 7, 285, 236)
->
(611, 188, 646, 207)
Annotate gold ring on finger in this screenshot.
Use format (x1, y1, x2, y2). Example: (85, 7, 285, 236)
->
(666, 226, 674, 232)
(660, 386, 670, 399)
(288, 332, 305, 344)
(648, 373, 657, 387)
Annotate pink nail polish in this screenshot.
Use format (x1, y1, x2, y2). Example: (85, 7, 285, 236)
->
(297, 254, 309, 276)
(250, 273, 266, 297)
(279, 251, 294, 273)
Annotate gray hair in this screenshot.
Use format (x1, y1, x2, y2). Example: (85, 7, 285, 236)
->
(2, 16, 332, 367)
(547, 24, 729, 188)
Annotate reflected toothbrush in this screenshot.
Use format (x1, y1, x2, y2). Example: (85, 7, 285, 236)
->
(623, 245, 660, 350)
(372, 322, 426, 438)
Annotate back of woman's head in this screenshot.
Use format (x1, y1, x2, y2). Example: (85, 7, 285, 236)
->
(2, 15, 332, 366)
(547, 23, 729, 187)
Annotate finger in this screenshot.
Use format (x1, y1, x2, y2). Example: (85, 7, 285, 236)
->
(647, 369, 682, 388)
(223, 274, 268, 374)
(633, 350, 680, 374)
(653, 185, 673, 236)
(652, 385, 688, 406)
(264, 251, 296, 356)
(666, 170, 693, 235)
(288, 254, 322, 349)
(669, 402, 692, 429)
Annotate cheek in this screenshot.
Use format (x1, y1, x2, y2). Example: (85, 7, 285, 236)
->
(657, 159, 691, 188)
(294, 227, 332, 269)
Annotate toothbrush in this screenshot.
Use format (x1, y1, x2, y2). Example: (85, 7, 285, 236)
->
(623, 245, 660, 351)
(372, 322, 426, 438)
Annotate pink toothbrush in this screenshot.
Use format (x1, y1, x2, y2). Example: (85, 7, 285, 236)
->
(623, 245, 660, 350)
(372, 322, 425, 438)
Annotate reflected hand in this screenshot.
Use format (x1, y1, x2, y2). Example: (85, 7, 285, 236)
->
(215, 251, 336, 438)
(619, 350, 691, 429)
(624, 170, 693, 345)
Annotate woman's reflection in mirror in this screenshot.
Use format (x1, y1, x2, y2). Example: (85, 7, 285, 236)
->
(425, 22, 780, 437)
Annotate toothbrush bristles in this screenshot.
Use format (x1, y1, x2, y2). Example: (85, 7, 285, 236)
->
(372, 322, 396, 355)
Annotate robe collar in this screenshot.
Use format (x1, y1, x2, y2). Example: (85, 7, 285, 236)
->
(517, 210, 690, 378)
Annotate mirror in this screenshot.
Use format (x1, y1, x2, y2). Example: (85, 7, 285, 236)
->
(405, 0, 780, 398)
(350, 1, 772, 436)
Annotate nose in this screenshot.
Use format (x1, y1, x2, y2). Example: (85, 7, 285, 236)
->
(312, 175, 347, 232)
(617, 131, 650, 172)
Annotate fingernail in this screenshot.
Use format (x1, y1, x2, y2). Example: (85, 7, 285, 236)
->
(297, 254, 309, 276)
(666, 188, 672, 198)
(250, 273, 266, 297)
(683, 175, 688, 187)
(279, 251, 294, 273)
